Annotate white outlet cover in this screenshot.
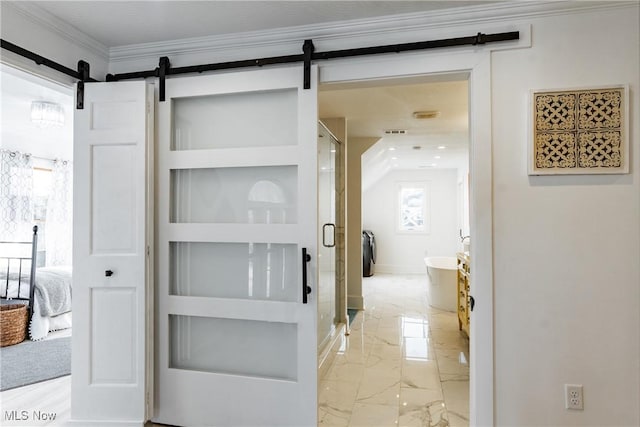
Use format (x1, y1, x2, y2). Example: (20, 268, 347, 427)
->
(565, 384, 584, 410)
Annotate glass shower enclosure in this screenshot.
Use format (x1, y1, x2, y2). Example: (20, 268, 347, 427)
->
(317, 122, 338, 352)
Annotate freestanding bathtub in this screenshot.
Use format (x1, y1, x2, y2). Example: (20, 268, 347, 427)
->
(424, 256, 458, 312)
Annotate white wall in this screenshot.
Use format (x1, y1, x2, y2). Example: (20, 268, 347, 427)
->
(363, 168, 459, 274)
(457, 163, 470, 252)
(346, 137, 379, 309)
(491, 6, 639, 426)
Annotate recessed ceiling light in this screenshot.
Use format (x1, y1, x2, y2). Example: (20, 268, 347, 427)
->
(413, 111, 440, 119)
(391, 156, 398, 160)
(330, 149, 336, 153)
(388, 147, 396, 151)
(434, 156, 441, 159)
(437, 145, 446, 150)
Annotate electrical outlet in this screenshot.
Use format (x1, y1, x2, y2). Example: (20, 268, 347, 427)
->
(565, 384, 584, 410)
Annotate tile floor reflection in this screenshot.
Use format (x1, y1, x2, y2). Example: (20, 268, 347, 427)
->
(319, 274, 469, 427)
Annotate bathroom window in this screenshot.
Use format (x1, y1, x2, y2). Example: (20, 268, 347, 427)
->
(397, 182, 430, 233)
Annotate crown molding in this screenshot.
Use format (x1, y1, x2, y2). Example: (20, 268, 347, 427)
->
(4, 1, 109, 61)
(109, 0, 636, 63)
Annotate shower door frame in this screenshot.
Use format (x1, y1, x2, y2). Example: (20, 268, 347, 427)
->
(317, 121, 340, 352)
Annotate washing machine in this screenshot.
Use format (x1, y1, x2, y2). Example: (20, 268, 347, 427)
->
(362, 230, 376, 277)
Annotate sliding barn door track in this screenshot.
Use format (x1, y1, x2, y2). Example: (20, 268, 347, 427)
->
(1, 31, 519, 109)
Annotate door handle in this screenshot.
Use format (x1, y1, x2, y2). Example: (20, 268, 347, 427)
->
(470, 295, 475, 312)
(105, 270, 114, 277)
(322, 223, 336, 248)
(302, 248, 312, 304)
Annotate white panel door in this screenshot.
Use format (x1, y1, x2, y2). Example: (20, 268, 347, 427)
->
(154, 65, 318, 427)
(72, 82, 153, 425)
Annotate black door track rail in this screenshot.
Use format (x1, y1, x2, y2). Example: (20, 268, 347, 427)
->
(1, 31, 519, 108)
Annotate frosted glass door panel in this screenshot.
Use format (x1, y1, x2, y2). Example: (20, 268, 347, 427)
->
(173, 89, 298, 150)
(171, 166, 297, 224)
(170, 315, 297, 380)
(170, 242, 298, 301)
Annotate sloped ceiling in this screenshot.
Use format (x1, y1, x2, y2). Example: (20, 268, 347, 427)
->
(320, 77, 469, 189)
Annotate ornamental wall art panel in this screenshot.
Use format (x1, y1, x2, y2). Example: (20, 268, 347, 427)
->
(529, 85, 628, 175)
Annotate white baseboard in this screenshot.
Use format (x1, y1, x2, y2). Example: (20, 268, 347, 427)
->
(318, 323, 346, 379)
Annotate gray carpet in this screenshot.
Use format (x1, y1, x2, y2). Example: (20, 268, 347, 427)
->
(1, 336, 71, 391)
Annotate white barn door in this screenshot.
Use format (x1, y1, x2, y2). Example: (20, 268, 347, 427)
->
(72, 81, 154, 425)
(154, 65, 318, 426)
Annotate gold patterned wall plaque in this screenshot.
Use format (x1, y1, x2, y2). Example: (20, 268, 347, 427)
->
(529, 85, 628, 175)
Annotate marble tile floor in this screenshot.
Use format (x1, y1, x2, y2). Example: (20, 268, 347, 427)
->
(319, 274, 470, 427)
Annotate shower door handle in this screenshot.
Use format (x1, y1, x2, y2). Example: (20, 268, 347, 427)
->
(302, 248, 312, 304)
(322, 223, 336, 248)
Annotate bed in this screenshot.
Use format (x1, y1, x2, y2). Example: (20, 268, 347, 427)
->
(0, 226, 72, 341)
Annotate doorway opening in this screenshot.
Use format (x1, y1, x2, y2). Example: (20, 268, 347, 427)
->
(0, 64, 74, 418)
(318, 74, 471, 425)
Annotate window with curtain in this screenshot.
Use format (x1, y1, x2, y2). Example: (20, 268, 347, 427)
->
(0, 149, 34, 241)
(0, 149, 72, 266)
(45, 159, 72, 266)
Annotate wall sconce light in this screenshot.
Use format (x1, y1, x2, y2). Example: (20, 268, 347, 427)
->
(30, 101, 65, 128)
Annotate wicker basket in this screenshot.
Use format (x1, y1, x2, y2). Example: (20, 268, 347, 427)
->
(1, 304, 28, 347)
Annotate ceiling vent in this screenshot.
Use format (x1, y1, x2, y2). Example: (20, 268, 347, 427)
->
(384, 129, 407, 135)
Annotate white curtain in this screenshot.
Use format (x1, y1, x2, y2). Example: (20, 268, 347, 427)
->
(0, 150, 34, 241)
(45, 159, 73, 266)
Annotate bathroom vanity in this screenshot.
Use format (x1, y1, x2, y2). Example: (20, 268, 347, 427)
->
(457, 252, 471, 337)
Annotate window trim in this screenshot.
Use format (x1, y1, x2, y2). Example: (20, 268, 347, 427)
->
(395, 181, 430, 234)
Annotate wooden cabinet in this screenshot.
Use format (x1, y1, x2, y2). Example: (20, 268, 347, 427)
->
(457, 252, 470, 337)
